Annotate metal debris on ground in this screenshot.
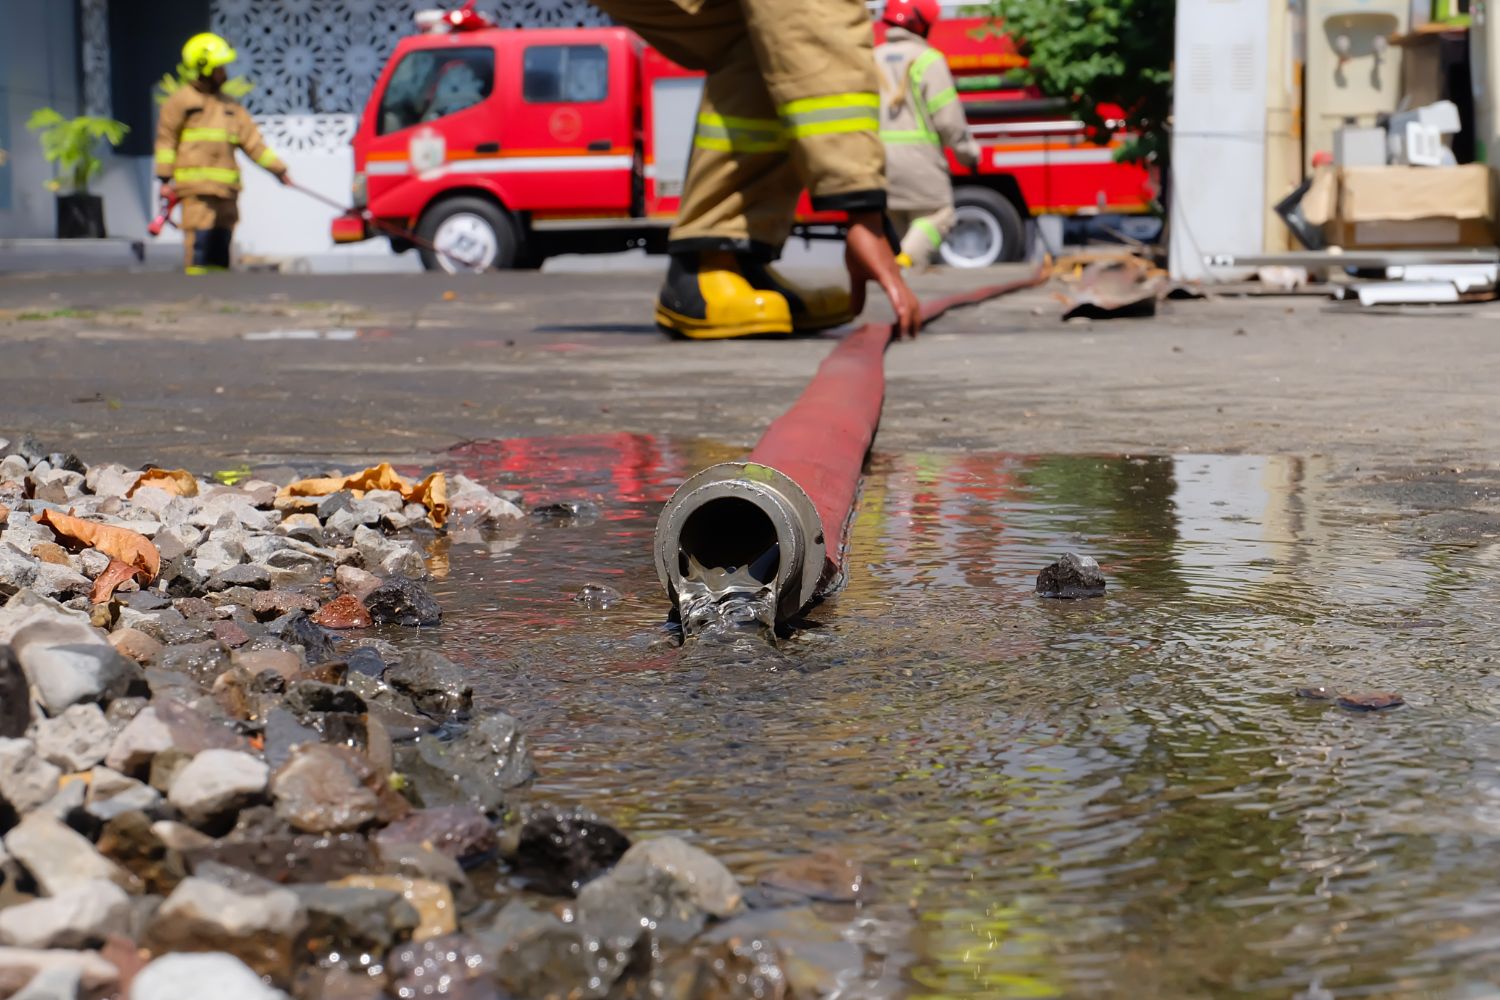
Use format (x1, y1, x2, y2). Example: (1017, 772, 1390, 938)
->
(1054, 250, 1169, 320)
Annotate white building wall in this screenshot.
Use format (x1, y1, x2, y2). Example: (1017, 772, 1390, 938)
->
(0, 1, 84, 239)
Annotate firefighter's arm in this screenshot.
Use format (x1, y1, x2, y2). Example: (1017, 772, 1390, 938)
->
(922, 55, 979, 167)
(237, 113, 291, 183)
(744, 0, 886, 212)
(154, 92, 187, 183)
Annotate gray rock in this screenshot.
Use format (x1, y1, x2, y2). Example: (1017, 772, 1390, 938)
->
(11, 619, 139, 715)
(614, 836, 743, 918)
(4, 812, 134, 894)
(104, 707, 173, 774)
(153, 524, 202, 564)
(11, 965, 83, 1000)
(193, 495, 276, 533)
(276, 513, 324, 546)
(0, 948, 119, 1000)
(85, 767, 162, 823)
(1035, 552, 1107, 599)
(0, 880, 131, 949)
(0, 738, 64, 814)
(35, 778, 87, 822)
(324, 501, 384, 540)
(335, 565, 383, 603)
(131, 952, 291, 1000)
(353, 526, 426, 579)
(77, 548, 112, 578)
(293, 884, 421, 959)
(0, 648, 31, 738)
(106, 699, 246, 776)
(283, 681, 366, 718)
(31, 471, 85, 505)
(448, 475, 525, 525)
(484, 903, 590, 998)
(385, 648, 469, 717)
(34, 704, 111, 771)
(167, 749, 269, 825)
(205, 564, 272, 592)
(0, 543, 38, 597)
(86, 465, 137, 499)
(32, 562, 92, 600)
(363, 490, 405, 514)
(316, 492, 356, 521)
(271, 745, 381, 834)
(0, 454, 31, 482)
(192, 527, 248, 578)
(148, 878, 307, 980)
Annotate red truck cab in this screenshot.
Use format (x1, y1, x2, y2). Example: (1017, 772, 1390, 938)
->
(335, 5, 1155, 272)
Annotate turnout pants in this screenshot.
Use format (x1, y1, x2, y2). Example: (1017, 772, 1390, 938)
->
(890, 205, 955, 268)
(589, 0, 884, 259)
(181, 195, 239, 274)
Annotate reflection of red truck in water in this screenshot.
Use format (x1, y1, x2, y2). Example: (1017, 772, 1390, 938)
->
(332, 3, 1154, 273)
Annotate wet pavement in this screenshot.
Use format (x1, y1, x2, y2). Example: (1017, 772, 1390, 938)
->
(392, 434, 1500, 999)
(3, 266, 1500, 996)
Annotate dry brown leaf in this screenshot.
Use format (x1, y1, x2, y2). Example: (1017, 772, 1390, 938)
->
(37, 510, 160, 582)
(279, 462, 449, 528)
(0, 505, 8, 525)
(90, 558, 141, 605)
(128, 467, 199, 498)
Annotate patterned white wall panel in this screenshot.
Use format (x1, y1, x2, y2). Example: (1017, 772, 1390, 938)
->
(210, 0, 610, 152)
(80, 0, 113, 118)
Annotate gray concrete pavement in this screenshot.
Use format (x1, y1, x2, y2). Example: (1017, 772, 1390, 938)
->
(0, 265, 1494, 479)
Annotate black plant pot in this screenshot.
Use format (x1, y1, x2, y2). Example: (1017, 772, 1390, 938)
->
(56, 193, 106, 239)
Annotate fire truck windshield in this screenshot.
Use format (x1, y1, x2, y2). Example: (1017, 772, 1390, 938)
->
(378, 47, 495, 135)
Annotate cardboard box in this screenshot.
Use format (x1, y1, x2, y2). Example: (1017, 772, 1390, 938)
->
(1310, 164, 1496, 248)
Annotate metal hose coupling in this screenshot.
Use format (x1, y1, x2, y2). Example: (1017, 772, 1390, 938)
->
(654, 462, 827, 629)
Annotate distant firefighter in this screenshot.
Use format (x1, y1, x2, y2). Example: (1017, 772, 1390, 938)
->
(155, 33, 293, 274)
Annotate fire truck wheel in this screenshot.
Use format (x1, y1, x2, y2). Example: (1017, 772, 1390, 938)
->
(940, 187, 1026, 268)
(417, 197, 519, 273)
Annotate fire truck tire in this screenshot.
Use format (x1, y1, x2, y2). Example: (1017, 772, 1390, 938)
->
(941, 187, 1026, 268)
(416, 197, 519, 273)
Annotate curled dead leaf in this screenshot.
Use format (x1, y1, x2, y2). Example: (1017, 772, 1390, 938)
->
(37, 510, 160, 582)
(128, 467, 199, 498)
(90, 558, 141, 605)
(279, 462, 449, 528)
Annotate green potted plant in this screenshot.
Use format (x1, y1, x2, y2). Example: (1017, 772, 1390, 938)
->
(25, 108, 130, 239)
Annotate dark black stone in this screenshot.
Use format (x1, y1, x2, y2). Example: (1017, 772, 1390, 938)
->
(316, 491, 355, 521)
(366, 577, 442, 628)
(269, 612, 338, 665)
(513, 810, 630, 896)
(120, 590, 173, 612)
(529, 501, 599, 522)
(345, 646, 387, 679)
(205, 564, 273, 592)
(384, 649, 470, 719)
(0, 647, 30, 738)
(1035, 553, 1107, 599)
(284, 680, 367, 717)
(46, 453, 87, 475)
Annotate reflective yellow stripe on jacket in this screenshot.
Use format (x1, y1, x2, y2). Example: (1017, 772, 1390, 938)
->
(181, 127, 237, 144)
(175, 166, 241, 185)
(778, 93, 880, 139)
(155, 148, 177, 165)
(256, 149, 280, 168)
(694, 112, 788, 153)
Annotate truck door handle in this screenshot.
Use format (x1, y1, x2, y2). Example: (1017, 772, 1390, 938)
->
(476, 142, 500, 154)
(587, 140, 611, 152)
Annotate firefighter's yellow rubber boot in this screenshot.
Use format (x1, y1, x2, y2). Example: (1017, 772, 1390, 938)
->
(655, 252, 793, 340)
(739, 257, 856, 333)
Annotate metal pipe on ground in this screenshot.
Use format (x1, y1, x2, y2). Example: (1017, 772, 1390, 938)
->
(654, 266, 1050, 633)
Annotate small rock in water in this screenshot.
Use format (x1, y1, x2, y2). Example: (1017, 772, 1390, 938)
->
(311, 594, 373, 630)
(1337, 691, 1405, 711)
(1036, 553, 1107, 599)
(573, 584, 621, 610)
(147, 877, 307, 980)
(530, 500, 598, 523)
(331, 875, 455, 942)
(271, 744, 390, 834)
(514, 809, 630, 895)
(374, 807, 497, 866)
(365, 577, 442, 628)
(386, 933, 501, 1000)
(758, 847, 869, 903)
(1296, 685, 1336, 701)
(335, 565, 384, 603)
(292, 883, 422, 963)
(385, 649, 470, 718)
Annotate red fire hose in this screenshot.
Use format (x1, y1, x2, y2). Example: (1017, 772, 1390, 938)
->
(654, 265, 1050, 629)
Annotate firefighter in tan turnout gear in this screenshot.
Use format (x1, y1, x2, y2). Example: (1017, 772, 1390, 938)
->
(155, 33, 292, 274)
(589, 0, 921, 339)
(876, 0, 979, 269)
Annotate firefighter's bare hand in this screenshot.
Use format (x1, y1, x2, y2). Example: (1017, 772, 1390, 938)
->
(159, 183, 177, 201)
(846, 212, 921, 340)
(277, 171, 294, 187)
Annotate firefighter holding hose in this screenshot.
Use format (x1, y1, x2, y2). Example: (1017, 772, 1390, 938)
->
(588, 0, 921, 340)
(876, 0, 979, 269)
(155, 33, 292, 274)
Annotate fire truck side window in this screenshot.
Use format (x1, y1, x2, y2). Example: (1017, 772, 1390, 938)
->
(378, 47, 496, 135)
(522, 45, 609, 103)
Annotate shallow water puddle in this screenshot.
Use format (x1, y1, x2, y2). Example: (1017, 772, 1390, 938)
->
(413, 436, 1500, 998)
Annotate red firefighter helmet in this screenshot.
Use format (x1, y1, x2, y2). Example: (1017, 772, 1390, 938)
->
(882, 0, 940, 36)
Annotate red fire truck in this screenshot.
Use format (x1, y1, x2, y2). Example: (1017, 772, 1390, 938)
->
(331, 3, 1154, 273)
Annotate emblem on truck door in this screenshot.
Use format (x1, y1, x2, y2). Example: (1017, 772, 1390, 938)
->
(549, 108, 583, 144)
(410, 127, 447, 175)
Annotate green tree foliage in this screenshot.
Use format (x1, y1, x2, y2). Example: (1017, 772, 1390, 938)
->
(25, 109, 129, 194)
(985, 0, 1174, 167)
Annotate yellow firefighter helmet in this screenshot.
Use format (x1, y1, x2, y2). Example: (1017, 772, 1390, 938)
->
(182, 33, 238, 76)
